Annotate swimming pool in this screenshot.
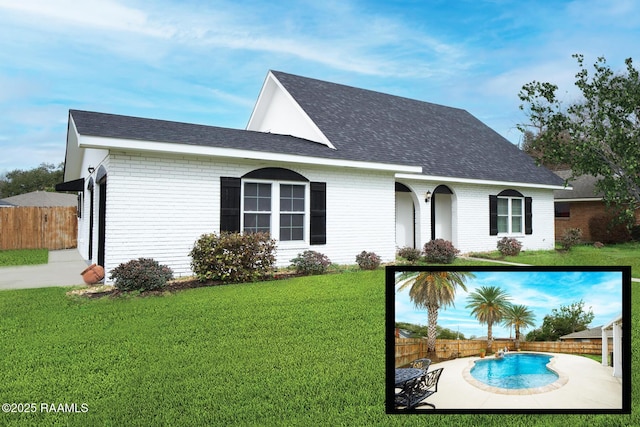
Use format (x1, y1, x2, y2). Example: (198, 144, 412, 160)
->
(470, 353, 559, 390)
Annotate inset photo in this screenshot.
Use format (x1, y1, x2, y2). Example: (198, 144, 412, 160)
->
(386, 266, 631, 414)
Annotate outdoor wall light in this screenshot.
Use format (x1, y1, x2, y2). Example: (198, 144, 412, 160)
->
(87, 166, 95, 174)
(425, 190, 432, 202)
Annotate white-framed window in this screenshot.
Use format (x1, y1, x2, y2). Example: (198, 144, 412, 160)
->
(242, 180, 308, 242)
(497, 196, 523, 234)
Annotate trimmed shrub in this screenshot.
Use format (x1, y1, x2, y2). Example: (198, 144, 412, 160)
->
(631, 225, 640, 241)
(290, 250, 331, 275)
(355, 251, 381, 270)
(110, 258, 174, 292)
(397, 246, 422, 262)
(496, 237, 522, 257)
(560, 228, 582, 251)
(588, 215, 631, 244)
(423, 239, 459, 264)
(190, 232, 276, 283)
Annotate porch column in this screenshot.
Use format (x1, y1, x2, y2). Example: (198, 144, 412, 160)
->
(612, 322, 622, 378)
(601, 327, 608, 367)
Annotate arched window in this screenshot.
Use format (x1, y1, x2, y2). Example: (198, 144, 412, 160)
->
(220, 168, 326, 245)
(489, 190, 532, 236)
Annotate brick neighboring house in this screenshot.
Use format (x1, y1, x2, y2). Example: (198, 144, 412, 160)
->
(553, 170, 640, 242)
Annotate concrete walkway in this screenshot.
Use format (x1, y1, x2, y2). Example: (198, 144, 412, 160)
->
(0, 249, 90, 290)
(424, 352, 623, 410)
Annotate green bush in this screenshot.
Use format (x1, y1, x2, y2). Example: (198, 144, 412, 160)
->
(496, 237, 522, 257)
(560, 228, 582, 251)
(290, 250, 331, 275)
(190, 232, 276, 283)
(109, 258, 174, 292)
(589, 214, 631, 243)
(397, 246, 421, 262)
(423, 239, 459, 264)
(355, 251, 381, 270)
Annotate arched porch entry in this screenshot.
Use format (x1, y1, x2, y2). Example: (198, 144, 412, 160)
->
(431, 185, 454, 242)
(395, 183, 416, 248)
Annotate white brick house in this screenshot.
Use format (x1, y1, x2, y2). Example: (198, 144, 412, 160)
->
(57, 70, 565, 281)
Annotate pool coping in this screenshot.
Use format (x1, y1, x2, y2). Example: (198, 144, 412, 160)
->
(462, 351, 569, 395)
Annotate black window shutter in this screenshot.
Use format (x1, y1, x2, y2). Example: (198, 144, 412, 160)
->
(220, 177, 241, 233)
(489, 195, 498, 236)
(310, 182, 326, 245)
(524, 197, 533, 235)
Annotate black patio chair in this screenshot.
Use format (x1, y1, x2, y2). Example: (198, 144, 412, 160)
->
(410, 358, 431, 371)
(395, 368, 444, 410)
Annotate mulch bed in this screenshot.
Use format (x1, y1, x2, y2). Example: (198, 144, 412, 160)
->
(67, 270, 306, 299)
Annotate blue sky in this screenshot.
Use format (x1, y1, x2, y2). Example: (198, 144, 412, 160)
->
(1, 0, 639, 175)
(395, 270, 623, 339)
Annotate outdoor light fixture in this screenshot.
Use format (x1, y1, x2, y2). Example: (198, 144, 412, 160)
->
(87, 166, 95, 174)
(425, 190, 432, 202)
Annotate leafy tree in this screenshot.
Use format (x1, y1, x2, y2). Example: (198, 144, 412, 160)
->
(0, 163, 64, 197)
(466, 286, 511, 352)
(518, 54, 640, 227)
(526, 299, 594, 342)
(502, 304, 536, 350)
(396, 271, 474, 353)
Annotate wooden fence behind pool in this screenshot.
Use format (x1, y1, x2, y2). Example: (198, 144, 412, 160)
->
(0, 206, 77, 250)
(395, 337, 604, 367)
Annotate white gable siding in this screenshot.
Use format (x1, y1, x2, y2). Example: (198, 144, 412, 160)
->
(100, 152, 397, 283)
(247, 75, 330, 147)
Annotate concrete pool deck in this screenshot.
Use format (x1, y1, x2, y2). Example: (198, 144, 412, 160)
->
(424, 352, 623, 410)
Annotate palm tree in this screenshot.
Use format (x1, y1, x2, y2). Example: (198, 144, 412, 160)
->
(397, 271, 475, 353)
(465, 286, 511, 352)
(502, 304, 536, 350)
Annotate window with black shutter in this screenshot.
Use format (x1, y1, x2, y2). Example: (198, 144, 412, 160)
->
(489, 190, 532, 236)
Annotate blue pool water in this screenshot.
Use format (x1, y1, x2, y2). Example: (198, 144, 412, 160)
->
(470, 353, 559, 389)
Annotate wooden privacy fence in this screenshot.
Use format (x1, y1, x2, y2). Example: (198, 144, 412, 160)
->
(0, 207, 77, 250)
(396, 337, 603, 367)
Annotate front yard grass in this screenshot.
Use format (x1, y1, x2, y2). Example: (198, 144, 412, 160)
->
(0, 268, 636, 426)
(470, 241, 640, 277)
(0, 249, 48, 267)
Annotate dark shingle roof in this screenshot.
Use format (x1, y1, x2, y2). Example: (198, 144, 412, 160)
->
(553, 170, 602, 199)
(70, 71, 564, 186)
(271, 71, 564, 186)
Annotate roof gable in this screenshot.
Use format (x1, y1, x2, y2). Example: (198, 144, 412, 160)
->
(246, 72, 334, 149)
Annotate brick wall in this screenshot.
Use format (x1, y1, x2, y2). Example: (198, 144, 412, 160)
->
(555, 200, 606, 242)
(555, 200, 640, 242)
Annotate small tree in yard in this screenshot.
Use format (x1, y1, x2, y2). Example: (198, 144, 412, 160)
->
(519, 54, 640, 230)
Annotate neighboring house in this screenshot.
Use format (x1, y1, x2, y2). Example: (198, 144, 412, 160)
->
(560, 326, 612, 344)
(553, 170, 640, 242)
(0, 200, 15, 208)
(56, 70, 564, 282)
(0, 190, 77, 207)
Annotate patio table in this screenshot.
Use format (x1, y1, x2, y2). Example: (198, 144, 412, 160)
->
(395, 368, 424, 387)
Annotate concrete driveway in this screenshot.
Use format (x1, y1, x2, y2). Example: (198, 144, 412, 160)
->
(0, 249, 90, 290)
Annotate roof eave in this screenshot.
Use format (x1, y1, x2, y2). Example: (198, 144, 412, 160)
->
(78, 135, 422, 173)
(395, 173, 567, 190)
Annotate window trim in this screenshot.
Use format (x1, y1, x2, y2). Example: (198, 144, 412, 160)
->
(241, 178, 310, 244)
(497, 196, 524, 235)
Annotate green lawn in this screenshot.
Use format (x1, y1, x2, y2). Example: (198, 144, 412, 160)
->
(0, 249, 48, 267)
(0, 268, 636, 426)
(470, 242, 640, 277)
